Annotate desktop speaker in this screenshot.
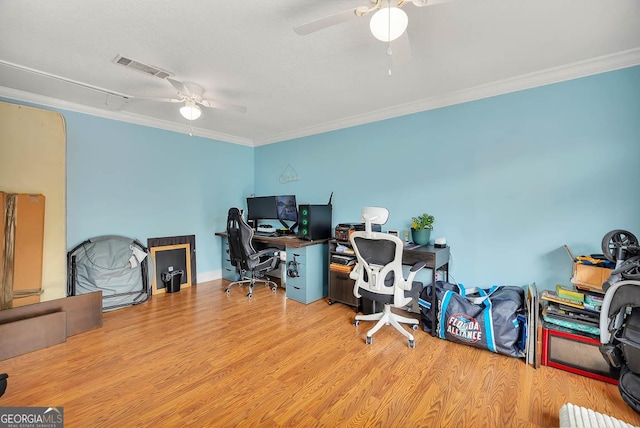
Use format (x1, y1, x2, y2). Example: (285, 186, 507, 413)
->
(297, 204, 332, 240)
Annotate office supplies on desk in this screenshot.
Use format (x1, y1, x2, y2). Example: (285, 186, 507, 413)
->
(404, 243, 422, 250)
(257, 224, 275, 233)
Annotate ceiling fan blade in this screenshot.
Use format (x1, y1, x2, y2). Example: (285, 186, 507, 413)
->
(167, 78, 192, 96)
(390, 32, 413, 66)
(127, 96, 182, 104)
(200, 99, 247, 114)
(294, 8, 363, 35)
(411, 0, 454, 6)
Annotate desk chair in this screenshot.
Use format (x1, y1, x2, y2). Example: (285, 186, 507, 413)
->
(349, 207, 426, 348)
(225, 207, 280, 299)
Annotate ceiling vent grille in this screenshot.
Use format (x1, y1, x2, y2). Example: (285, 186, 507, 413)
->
(112, 55, 173, 79)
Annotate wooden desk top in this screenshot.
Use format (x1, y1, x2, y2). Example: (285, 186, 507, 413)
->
(402, 244, 450, 270)
(215, 232, 328, 249)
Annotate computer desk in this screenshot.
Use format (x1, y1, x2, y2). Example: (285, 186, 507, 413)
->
(401, 244, 450, 336)
(217, 231, 449, 332)
(215, 232, 329, 304)
(402, 244, 450, 285)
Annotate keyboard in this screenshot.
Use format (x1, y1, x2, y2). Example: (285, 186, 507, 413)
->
(254, 231, 277, 237)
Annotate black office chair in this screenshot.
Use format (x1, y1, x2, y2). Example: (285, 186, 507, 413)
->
(349, 207, 426, 348)
(225, 207, 280, 299)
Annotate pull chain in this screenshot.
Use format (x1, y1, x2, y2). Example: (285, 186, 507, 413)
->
(387, 1, 393, 76)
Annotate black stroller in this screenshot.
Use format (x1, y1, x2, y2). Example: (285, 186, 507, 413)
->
(599, 230, 640, 412)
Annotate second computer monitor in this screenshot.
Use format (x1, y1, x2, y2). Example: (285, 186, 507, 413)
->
(246, 196, 278, 221)
(276, 195, 298, 222)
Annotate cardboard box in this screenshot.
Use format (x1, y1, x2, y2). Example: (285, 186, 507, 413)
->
(12, 194, 45, 293)
(572, 264, 611, 292)
(564, 245, 611, 292)
(0, 192, 45, 308)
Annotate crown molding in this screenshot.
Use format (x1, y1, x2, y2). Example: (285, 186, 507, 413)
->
(2, 48, 639, 148)
(253, 48, 640, 146)
(0, 86, 254, 147)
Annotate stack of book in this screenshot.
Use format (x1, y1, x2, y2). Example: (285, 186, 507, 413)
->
(540, 285, 603, 335)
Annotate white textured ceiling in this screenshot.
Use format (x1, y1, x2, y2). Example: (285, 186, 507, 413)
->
(1, 0, 639, 146)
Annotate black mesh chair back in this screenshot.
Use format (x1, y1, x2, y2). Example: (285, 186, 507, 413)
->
(227, 207, 258, 271)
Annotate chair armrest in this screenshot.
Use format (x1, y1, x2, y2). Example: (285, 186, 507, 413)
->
(405, 261, 426, 285)
(410, 261, 426, 272)
(249, 247, 280, 261)
(349, 264, 360, 280)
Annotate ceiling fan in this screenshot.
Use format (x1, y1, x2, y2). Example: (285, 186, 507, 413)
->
(294, 0, 453, 41)
(134, 78, 247, 121)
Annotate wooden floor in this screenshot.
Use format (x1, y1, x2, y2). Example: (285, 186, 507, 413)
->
(1, 280, 639, 427)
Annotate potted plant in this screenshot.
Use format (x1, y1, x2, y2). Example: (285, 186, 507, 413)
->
(411, 213, 435, 245)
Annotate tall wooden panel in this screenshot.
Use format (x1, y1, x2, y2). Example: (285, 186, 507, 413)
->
(0, 192, 45, 308)
(12, 194, 45, 306)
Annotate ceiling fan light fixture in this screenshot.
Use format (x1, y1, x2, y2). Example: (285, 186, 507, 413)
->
(369, 6, 408, 42)
(180, 101, 201, 120)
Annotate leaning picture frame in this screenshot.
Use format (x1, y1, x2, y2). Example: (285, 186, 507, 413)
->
(150, 243, 193, 294)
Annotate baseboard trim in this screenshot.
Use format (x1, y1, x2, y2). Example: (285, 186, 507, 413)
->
(197, 270, 221, 284)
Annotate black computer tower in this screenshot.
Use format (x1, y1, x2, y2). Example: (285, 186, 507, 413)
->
(298, 204, 332, 240)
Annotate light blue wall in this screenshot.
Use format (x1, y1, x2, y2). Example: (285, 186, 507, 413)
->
(255, 66, 640, 290)
(63, 113, 253, 274)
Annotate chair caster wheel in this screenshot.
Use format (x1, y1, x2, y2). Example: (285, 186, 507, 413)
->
(328, 300, 333, 305)
(225, 288, 231, 294)
(271, 286, 277, 293)
(412, 324, 419, 331)
(366, 336, 372, 345)
(247, 293, 253, 299)
(353, 320, 359, 326)
(409, 339, 415, 348)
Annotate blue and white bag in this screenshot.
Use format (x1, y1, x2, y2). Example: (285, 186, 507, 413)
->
(418, 281, 526, 358)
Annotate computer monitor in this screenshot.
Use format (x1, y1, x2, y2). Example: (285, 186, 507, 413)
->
(246, 196, 278, 221)
(276, 195, 298, 222)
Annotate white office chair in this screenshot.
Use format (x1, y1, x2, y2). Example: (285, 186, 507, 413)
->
(349, 207, 426, 348)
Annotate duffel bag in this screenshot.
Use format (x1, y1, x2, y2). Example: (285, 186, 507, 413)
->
(419, 281, 526, 358)
(418, 281, 458, 333)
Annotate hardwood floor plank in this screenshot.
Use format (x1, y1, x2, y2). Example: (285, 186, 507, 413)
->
(1, 280, 639, 427)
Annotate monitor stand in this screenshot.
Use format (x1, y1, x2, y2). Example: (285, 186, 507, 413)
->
(277, 220, 297, 235)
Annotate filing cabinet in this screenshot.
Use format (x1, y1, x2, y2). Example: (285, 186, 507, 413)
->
(328, 269, 359, 310)
(220, 237, 238, 281)
(285, 243, 327, 304)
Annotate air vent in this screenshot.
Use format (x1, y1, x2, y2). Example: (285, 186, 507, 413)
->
(112, 55, 173, 79)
